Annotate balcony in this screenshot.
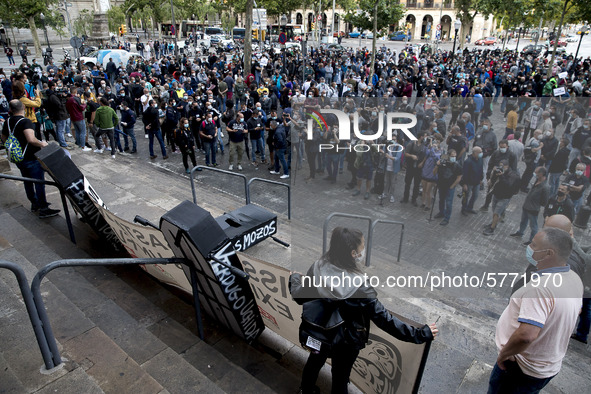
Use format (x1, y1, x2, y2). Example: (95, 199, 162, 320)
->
(405, 1, 454, 8)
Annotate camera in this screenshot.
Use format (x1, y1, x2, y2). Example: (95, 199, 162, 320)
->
(439, 154, 449, 166)
(493, 166, 504, 175)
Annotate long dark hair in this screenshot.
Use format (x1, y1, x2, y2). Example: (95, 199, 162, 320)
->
(324, 227, 364, 273)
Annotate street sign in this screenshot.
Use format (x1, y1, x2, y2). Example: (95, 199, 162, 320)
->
(435, 30, 441, 40)
(437, 24, 441, 30)
(253, 8, 268, 30)
(278, 32, 287, 44)
(70, 36, 83, 49)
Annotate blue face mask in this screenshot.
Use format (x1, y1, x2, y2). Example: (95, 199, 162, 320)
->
(478, 152, 483, 159)
(526, 245, 538, 267)
(450, 157, 457, 163)
(576, 170, 584, 176)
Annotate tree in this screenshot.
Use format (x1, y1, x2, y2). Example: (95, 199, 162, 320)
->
(345, 0, 405, 84)
(0, 0, 65, 55)
(73, 9, 94, 37)
(106, 6, 126, 34)
(454, 0, 498, 48)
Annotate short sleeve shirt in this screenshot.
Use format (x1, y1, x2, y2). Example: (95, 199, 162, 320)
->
(1, 115, 37, 161)
(227, 119, 247, 143)
(564, 174, 589, 200)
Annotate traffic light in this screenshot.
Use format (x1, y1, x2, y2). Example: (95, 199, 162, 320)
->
(122, 24, 127, 34)
(253, 29, 258, 41)
(311, 22, 316, 31)
(119, 27, 122, 36)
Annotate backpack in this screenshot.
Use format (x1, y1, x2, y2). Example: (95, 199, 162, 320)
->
(5, 118, 27, 163)
(299, 299, 345, 355)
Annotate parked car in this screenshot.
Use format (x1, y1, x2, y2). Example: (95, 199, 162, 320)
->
(389, 31, 408, 41)
(522, 44, 547, 57)
(475, 37, 497, 45)
(566, 34, 577, 42)
(348, 31, 361, 38)
(549, 39, 567, 47)
(80, 49, 144, 69)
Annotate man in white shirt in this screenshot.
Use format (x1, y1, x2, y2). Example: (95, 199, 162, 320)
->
(488, 227, 583, 393)
(140, 88, 153, 114)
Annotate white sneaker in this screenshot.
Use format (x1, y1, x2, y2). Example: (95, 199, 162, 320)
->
(94, 149, 103, 154)
(82, 146, 92, 152)
(229, 164, 234, 171)
(238, 164, 243, 171)
(390, 196, 395, 203)
(106, 147, 112, 151)
(111, 155, 116, 159)
(269, 170, 280, 175)
(145, 134, 149, 139)
(67, 133, 73, 138)
(280, 174, 290, 179)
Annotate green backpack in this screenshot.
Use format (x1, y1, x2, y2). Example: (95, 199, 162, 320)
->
(5, 118, 27, 163)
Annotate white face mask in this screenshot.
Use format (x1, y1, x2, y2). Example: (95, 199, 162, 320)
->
(354, 248, 365, 264)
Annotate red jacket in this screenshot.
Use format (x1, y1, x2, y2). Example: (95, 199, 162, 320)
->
(66, 95, 87, 122)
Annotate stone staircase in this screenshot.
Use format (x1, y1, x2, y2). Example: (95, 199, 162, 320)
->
(0, 187, 310, 393)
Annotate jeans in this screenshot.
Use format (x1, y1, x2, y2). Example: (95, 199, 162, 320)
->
(274, 148, 289, 175)
(404, 166, 421, 202)
(488, 360, 554, 394)
(55, 119, 68, 147)
(8, 55, 15, 65)
(494, 86, 501, 102)
(518, 209, 539, 242)
(573, 197, 583, 216)
(217, 128, 225, 153)
(301, 347, 359, 394)
(462, 184, 480, 211)
(73, 120, 87, 148)
(326, 153, 340, 180)
(575, 297, 591, 342)
(16, 160, 49, 210)
(148, 128, 167, 157)
(548, 172, 561, 197)
(438, 186, 456, 220)
(123, 126, 137, 151)
(203, 140, 217, 165)
(251, 137, 265, 162)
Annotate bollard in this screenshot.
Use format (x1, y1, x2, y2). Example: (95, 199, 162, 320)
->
(573, 205, 591, 229)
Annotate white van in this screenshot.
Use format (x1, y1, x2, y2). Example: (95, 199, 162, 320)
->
(80, 49, 144, 69)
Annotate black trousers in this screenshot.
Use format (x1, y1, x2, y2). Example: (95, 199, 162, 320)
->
(180, 146, 196, 170)
(306, 149, 318, 178)
(300, 347, 360, 394)
(404, 166, 422, 202)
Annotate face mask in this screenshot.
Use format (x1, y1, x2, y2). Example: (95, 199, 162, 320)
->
(482, 125, 489, 131)
(354, 248, 365, 265)
(584, 125, 590, 129)
(525, 245, 538, 267)
(207, 105, 212, 109)
(557, 191, 566, 198)
(449, 157, 457, 163)
(184, 96, 188, 100)
(499, 148, 507, 153)
(544, 131, 551, 138)
(184, 123, 189, 128)
(576, 170, 584, 176)
(536, 134, 543, 140)
(371, 112, 377, 116)
(478, 152, 483, 159)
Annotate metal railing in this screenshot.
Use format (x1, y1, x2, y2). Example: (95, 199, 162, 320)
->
(0, 173, 76, 244)
(29, 258, 200, 370)
(323, 213, 405, 267)
(190, 166, 291, 220)
(190, 165, 248, 205)
(368, 219, 405, 263)
(247, 177, 291, 219)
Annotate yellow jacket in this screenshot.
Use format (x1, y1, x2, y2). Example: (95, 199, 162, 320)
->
(19, 96, 42, 123)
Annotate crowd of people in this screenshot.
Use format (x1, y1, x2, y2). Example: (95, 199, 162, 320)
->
(2, 34, 591, 393)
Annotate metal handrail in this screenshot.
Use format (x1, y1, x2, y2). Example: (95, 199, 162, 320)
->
(0, 260, 55, 371)
(247, 177, 291, 219)
(369, 219, 405, 263)
(322, 213, 373, 266)
(0, 173, 76, 244)
(189, 165, 248, 205)
(30, 258, 201, 370)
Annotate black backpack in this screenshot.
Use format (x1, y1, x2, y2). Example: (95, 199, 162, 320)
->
(299, 299, 345, 355)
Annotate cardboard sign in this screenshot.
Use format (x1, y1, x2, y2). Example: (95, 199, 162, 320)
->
(558, 71, 568, 79)
(553, 87, 566, 96)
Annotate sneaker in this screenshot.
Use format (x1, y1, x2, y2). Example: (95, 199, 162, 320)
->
(130, 150, 137, 154)
(94, 149, 104, 154)
(280, 174, 290, 179)
(111, 155, 116, 159)
(39, 208, 61, 219)
(423, 206, 431, 212)
(124, 147, 130, 152)
(364, 192, 370, 200)
(106, 147, 112, 151)
(163, 155, 169, 160)
(483, 227, 495, 236)
(440, 219, 449, 226)
(238, 165, 243, 171)
(479, 206, 489, 212)
(185, 169, 191, 174)
(390, 196, 395, 203)
(510, 232, 523, 238)
(269, 170, 280, 175)
(229, 164, 234, 171)
(150, 155, 157, 159)
(145, 134, 149, 139)
(82, 146, 92, 152)
(213, 163, 218, 167)
(466, 209, 478, 214)
(67, 133, 73, 138)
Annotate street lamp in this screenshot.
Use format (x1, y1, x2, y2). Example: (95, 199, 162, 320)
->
(40, 13, 51, 50)
(515, 26, 523, 53)
(451, 19, 461, 61)
(575, 26, 589, 63)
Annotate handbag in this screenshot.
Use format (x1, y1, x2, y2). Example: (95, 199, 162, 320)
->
(299, 299, 345, 355)
(5, 118, 27, 163)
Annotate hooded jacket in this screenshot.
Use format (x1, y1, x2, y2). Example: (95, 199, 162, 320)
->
(289, 258, 433, 350)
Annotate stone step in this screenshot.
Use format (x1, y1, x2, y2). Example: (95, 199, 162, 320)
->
(0, 204, 301, 393)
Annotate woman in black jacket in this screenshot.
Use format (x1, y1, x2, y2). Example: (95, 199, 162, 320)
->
(175, 117, 197, 173)
(290, 227, 438, 394)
